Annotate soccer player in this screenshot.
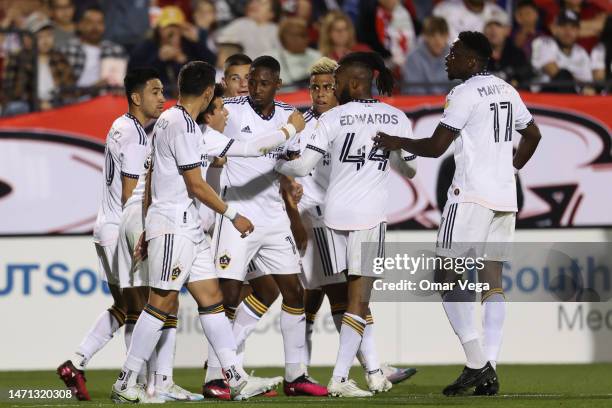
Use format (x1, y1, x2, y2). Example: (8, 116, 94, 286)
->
(287, 57, 418, 393)
(374, 31, 542, 396)
(57, 68, 165, 401)
(222, 53, 251, 97)
(275, 52, 418, 397)
(208, 56, 327, 397)
(110, 61, 287, 403)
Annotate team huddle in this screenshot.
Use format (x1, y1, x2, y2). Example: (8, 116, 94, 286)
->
(56, 30, 541, 402)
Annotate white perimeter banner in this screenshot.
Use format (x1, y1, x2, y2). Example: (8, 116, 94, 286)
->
(1, 230, 611, 370)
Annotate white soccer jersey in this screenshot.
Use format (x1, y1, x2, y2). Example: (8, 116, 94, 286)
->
(295, 108, 331, 217)
(220, 96, 296, 226)
(440, 74, 534, 212)
(145, 105, 206, 243)
(93, 113, 148, 245)
(306, 99, 414, 231)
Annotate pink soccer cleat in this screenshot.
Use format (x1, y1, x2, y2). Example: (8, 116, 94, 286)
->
(202, 379, 231, 400)
(283, 375, 328, 396)
(57, 360, 91, 401)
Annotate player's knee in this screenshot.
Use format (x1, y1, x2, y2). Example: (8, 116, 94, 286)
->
(219, 279, 242, 307)
(253, 286, 279, 307)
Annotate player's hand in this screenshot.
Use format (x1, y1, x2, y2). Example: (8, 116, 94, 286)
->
(134, 232, 148, 262)
(288, 110, 306, 133)
(232, 214, 254, 238)
(373, 131, 405, 151)
(282, 179, 303, 204)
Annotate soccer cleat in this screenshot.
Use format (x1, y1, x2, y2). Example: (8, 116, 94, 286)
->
(474, 370, 500, 396)
(381, 363, 418, 384)
(443, 362, 496, 396)
(57, 360, 91, 401)
(157, 383, 205, 401)
(110, 383, 165, 403)
(230, 376, 278, 401)
(202, 379, 231, 400)
(327, 378, 373, 398)
(365, 369, 392, 393)
(283, 374, 328, 396)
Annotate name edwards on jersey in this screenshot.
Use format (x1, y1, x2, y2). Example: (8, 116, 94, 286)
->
(339, 113, 400, 126)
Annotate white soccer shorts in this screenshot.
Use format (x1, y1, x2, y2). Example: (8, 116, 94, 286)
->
(94, 240, 119, 286)
(212, 217, 301, 281)
(327, 222, 387, 278)
(435, 202, 515, 261)
(147, 234, 216, 291)
(299, 209, 346, 290)
(117, 204, 148, 288)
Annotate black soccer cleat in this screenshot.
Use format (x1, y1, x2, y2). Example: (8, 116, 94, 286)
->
(442, 362, 496, 396)
(473, 373, 500, 396)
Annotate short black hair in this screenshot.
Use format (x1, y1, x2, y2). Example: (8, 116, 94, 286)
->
(124, 68, 161, 105)
(178, 61, 216, 97)
(250, 55, 281, 75)
(516, 0, 537, 10)
(338, 51, 395, 96)
(77, 4, 104, 21)
(458, 31, 492, 61)
(203, 83, 225, 116)
(224, 53, 252, 75)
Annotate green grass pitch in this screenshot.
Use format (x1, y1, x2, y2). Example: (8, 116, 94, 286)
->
(1, 364, 611, 407)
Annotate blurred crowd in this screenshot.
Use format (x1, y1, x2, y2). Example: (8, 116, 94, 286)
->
(0, 0, 610, 115)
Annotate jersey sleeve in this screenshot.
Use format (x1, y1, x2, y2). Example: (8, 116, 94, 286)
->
(305, 112, 334, 155)
(170, 123, 202, 170)
(514, 93, 534, 131)
(204, 128, 235, 158)
(120, 140, 147, 178)
(440, 85, 474, 132)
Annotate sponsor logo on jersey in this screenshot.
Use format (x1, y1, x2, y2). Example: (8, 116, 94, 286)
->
(219, 253, 231, 269)
(241, 126, 252, 133)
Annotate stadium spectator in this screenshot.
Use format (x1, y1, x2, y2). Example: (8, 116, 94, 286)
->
(49, 0, 76, 48)
(58, 6, 126, 96)
(512, 0, 543, 60)
(538, 0, 608, 53)
(433, 0, 507, 43)
(188, 0, 218, 57)
(531, 9, 593, 93)
(590, 15, 612, 83)
(357, 0, 416, 69)
(129, 6, 216, 98)
(1, 0, 47, 54)
(318, 10, 370, 62)
(101, 0, 151, 53)
(401, 16, 452, 95)
(484, 9, 534, 87)
(2, 14, 75, 115)
(273, 17, 321, 87)
(216, 0, 281, 58)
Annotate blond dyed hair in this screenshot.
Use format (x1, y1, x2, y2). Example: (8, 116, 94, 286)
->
(309, 57, 338, 76)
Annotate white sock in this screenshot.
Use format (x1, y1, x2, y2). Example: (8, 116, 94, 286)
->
(198, 303, 248, 387)
(442, 292, 484, 369)
(332, 313, 365, 381)
(305, 312, 316, 367)
(357, 314, 380, 373)
(154, 315, 177, 389)
(234, 295, 267, 366)
(483, 292, 506, 370)
(146, 350, 157, 394)
(114, 305, 166, 390)
(205, 342, 224, 383)
(76, 306, 125, 369)
(281, 303, 307, 382)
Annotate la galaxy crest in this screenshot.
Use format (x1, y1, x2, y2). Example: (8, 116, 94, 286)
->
(219, 252, 231, 269)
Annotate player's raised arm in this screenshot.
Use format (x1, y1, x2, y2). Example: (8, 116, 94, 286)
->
(374, 124, 455, 158)
(513, 121, 541, 169)
(225, 110, 305, 157)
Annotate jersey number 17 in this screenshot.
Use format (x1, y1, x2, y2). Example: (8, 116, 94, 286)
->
(490, 101, 513, 143)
